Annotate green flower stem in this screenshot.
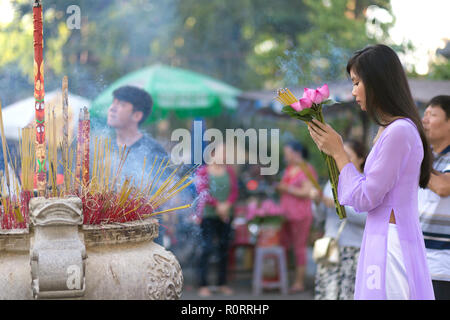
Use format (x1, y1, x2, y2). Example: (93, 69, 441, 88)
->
(282, 100, 346, 219)
(315, 104, 346, 219)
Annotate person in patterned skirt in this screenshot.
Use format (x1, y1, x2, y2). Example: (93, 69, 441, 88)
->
(313, 140, 368, 300)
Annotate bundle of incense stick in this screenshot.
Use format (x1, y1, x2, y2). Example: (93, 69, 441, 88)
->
(0, 175, 13, 229)
(275, 88, 298, 106)
(69, 106, 90, 192)
(65, 135, 198, 225)
(18, 126, 35, 226)
(0, 110, 42, 229)
(0, 166, 25, 230)
(2, 1, 197, 229)
(0, 117, 29, 229)
(1, 125, 197, 228)
(19, 126, 35, 192)
(47, 108, 58, 197)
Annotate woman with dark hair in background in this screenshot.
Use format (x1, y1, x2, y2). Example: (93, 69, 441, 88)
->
(308, 44, 434, 299)
(194, 143, 238, 297)
(277, 140, 318, 293)
(314, 139, 368, 300)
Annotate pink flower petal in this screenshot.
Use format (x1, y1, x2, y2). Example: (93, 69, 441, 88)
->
(299, 97, 313, 110)
(303, 88, 317, 102)
(313, 89, 323, 104)
(317, 84, 330, 100)
(290, 101, 302, 111)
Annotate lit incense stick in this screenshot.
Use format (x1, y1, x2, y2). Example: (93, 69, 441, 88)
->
(62, 76, 69, 194)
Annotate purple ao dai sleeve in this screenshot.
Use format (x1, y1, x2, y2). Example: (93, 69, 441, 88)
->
(337, 124, 413, 213)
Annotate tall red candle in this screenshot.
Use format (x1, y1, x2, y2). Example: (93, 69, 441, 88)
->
(33, 0, 46, 196)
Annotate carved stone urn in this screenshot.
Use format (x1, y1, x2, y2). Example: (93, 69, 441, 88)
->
(0, 197, 183, 300)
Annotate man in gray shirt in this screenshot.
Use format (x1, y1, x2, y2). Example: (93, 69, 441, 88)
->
(419, 95, 450, 300)
(107, 86, 169, 245)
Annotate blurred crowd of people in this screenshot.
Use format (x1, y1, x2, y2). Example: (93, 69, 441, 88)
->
(180, 93, 449, 300)
(104, 85, 447, 300)
(0, 82, 448, 301)
(90, 47, 450, 300)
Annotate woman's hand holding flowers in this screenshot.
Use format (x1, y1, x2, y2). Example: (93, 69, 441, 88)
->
(307, 119, 350, 172)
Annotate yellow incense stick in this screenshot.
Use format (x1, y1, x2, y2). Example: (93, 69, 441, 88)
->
(145, 156, 165, 197)
(110, 146, 129, 189)
(298, 161, 322, 192)
(152, 178, 194, 209)
(285, 88, 298, 101)
(144, 204, 191, 217)
(151, 168, 196, 208)
(148, 165, 180, 203)
(104, 138, 111, 192)
(149, 158, 170, 196)
(62, 76, 69, 194)
(276, 88, 298, 106)
(152, 172, 192, 206)
(143, 156, 158, 196)
(51, 109, 58, 196)
(139, 156, 147, 191)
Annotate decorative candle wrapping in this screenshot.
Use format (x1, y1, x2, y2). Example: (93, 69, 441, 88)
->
(81, 107, 90, 188)
(33, 0, 46, 196)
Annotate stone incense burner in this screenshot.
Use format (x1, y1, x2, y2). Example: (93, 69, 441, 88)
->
(0, 197, 183, 299)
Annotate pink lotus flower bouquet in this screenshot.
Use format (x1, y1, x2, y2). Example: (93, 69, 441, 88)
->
(275, 85, 346, 219)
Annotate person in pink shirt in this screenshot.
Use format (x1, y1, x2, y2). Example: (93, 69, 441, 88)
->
(308, 44, 434, 299)
(277, 140, 318, 293)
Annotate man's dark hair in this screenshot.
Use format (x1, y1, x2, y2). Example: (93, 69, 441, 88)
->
(427, 95, 450, 119)
(112, 86, 153, 125)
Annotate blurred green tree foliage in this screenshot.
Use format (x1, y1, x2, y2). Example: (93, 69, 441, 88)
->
(1, 0, 393, 104)
(428, 41, 450, 80)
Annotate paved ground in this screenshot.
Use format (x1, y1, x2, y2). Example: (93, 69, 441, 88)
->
(181, 270, 315, 300)
(178, 248, 316, 300)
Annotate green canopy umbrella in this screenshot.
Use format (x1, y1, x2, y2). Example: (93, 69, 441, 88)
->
(90, 64, 242, 124)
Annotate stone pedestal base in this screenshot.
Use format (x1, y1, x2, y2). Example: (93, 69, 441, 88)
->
(0, 206, 183, 299)
(84, 240, 183, 299)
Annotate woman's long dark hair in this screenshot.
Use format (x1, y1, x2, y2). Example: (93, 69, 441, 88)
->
(346, 44, 432, 188)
